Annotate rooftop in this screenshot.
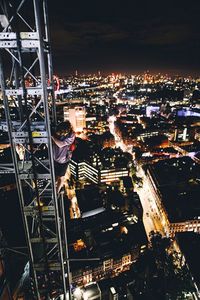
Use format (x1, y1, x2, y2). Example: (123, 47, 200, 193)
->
(148, 157, 200, 222)
(177, 232, 200, 284)
(68, 209, 147, 269)
(76, 185, 104, 216)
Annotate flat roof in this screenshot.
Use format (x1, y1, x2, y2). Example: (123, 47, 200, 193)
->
(177, 232, 200, 284)
(68, 209, 147, 269)
(148, 157, 200, 222)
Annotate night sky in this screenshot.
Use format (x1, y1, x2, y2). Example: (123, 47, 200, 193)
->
(48, 0, 200, 75)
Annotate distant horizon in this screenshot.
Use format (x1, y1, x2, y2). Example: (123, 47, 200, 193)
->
(54, 68, 200, 78)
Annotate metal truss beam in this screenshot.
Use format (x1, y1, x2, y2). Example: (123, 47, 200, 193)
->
(0, 0, 70, 299)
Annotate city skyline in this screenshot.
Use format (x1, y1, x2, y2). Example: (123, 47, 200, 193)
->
(0, 0, 200, 299)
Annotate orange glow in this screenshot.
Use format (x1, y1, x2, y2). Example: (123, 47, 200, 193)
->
(120, 226, 128, 234)
(73, 239, 86, 252)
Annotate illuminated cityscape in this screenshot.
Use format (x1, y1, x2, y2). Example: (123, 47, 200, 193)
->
(0, 0, 200, 300)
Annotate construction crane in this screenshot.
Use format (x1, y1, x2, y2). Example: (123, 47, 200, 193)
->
(0, 0, 71, 299)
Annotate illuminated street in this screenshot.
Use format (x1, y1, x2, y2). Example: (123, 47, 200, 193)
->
(135, 166, 167, 238)
(108, 114, 167, 239)
(108, 112, 191, 282)
(108, 115, 133, 154)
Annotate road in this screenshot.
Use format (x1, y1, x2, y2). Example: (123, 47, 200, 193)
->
(108, 116, 168, 239)
(108, 115, 133, 153)
(135, 166, 169, 239)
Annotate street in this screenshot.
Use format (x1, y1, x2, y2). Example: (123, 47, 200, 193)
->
(135, 166, 168, 239)
(108, 115, 167, 239)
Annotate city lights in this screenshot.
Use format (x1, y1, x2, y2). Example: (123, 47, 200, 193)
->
(0, 0, 200, 299)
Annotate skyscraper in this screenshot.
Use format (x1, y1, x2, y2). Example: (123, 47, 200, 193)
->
(64, 106, 86, 132)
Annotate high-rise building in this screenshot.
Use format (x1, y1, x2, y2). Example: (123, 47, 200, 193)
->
(64, 106, 86, 132)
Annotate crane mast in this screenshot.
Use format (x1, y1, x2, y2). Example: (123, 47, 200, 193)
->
(0, 0, 70, 298)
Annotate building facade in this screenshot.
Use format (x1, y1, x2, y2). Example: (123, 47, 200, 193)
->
(64, 106, 86, 132)
(71, 248, 145, 287)
(70, 160, 129, 184)
(146, 161, 200, 236)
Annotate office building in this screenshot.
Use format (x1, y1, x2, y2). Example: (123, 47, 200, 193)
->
(68, 208, 147, 287)
(70, 159, 129, 184)
(64, 106, 86, 132)
(146, 157, 200, 235)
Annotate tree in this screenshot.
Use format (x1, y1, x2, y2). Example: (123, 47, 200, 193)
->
(147, 231, 195, 299)
(128, 231, 195, 299)
(130, 165, 143, 188)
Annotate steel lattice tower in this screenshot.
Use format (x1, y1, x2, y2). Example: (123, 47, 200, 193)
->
(0, 0, 71, 299)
